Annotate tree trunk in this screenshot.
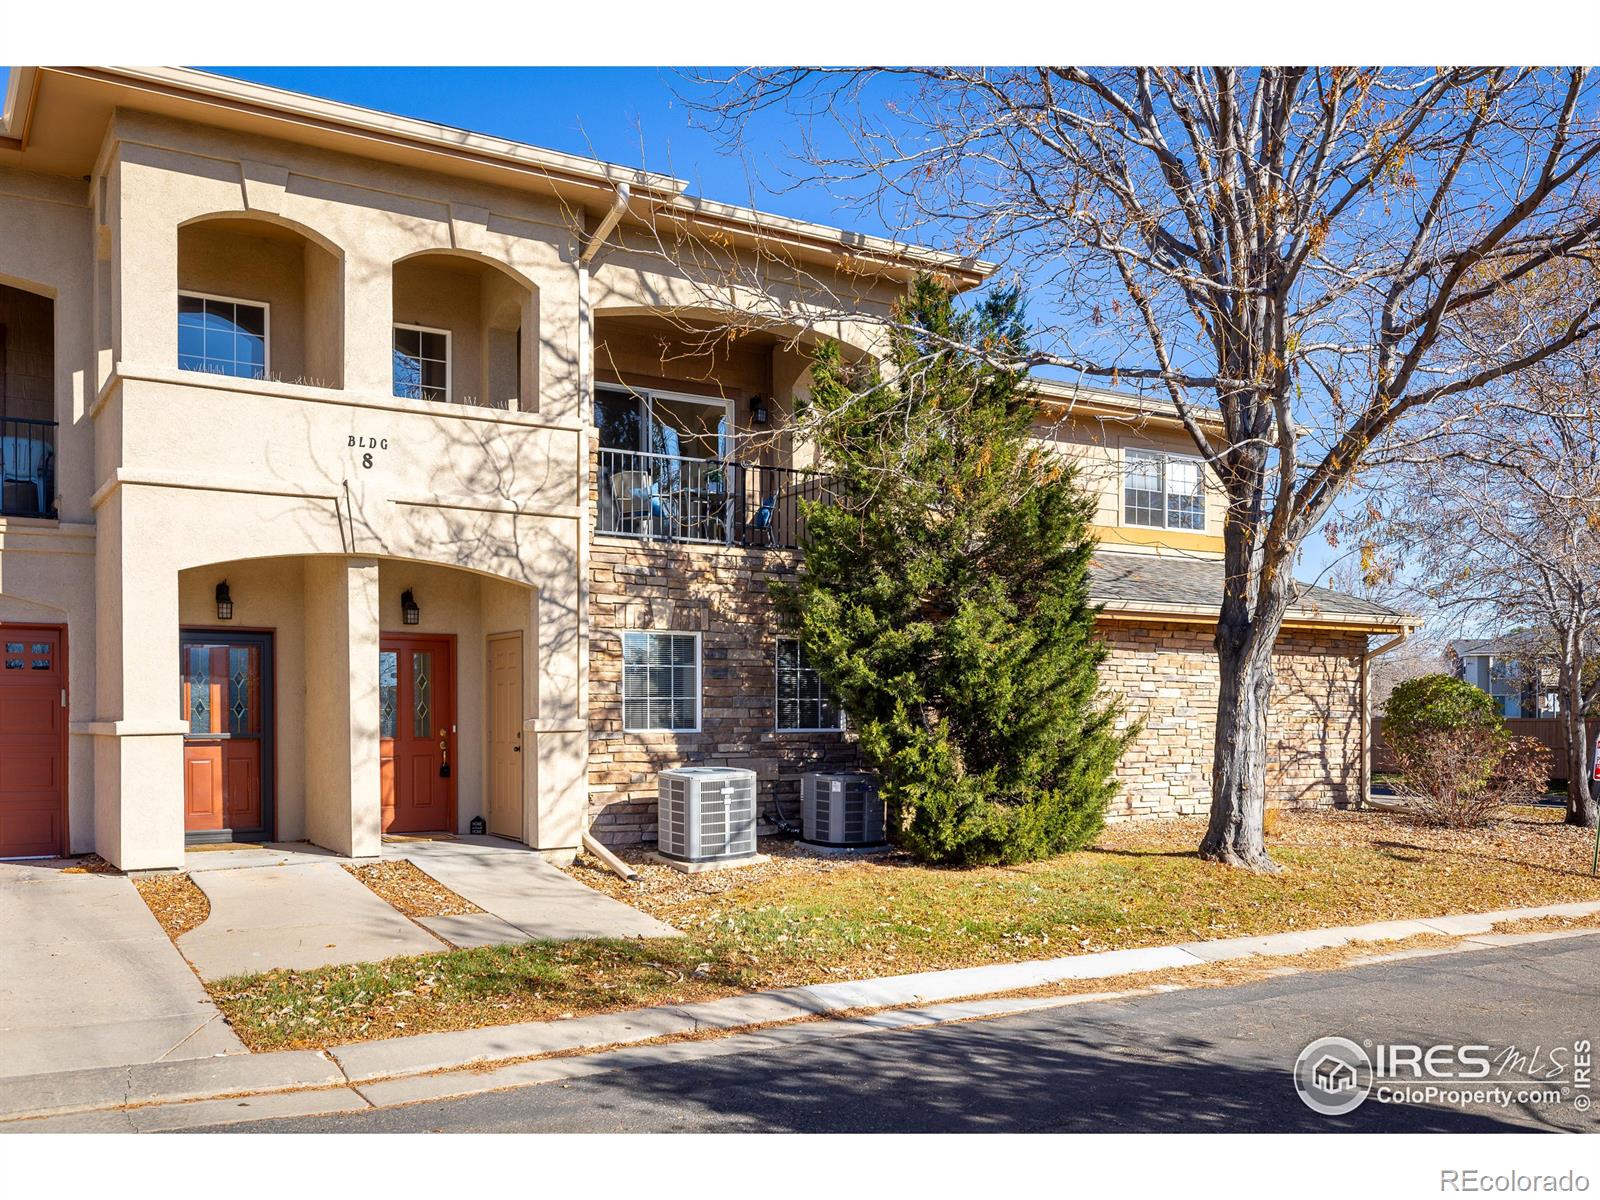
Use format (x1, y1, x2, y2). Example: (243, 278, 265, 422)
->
(1561, 669, 1596, 828)
(1202, 620, 1281, 870)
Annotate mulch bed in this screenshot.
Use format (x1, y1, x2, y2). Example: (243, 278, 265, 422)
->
(132, 872, 212, 939)
(344, 859, 483, 918)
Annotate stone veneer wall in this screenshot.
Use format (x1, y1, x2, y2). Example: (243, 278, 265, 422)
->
(1098, 621, 1366, 821)
(587, 536, 862, 847)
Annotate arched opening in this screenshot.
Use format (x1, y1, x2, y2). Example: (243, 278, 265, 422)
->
(592, 308, 840, 547)
(0, 280, 56, 518)
(177, 215, 344, 389)
(391, 252, 536, 411)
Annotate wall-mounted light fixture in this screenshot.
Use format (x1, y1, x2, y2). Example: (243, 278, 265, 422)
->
(215, 581, 234, 621)
(751, 394, 770, 426)
(401, 588, 420, 626)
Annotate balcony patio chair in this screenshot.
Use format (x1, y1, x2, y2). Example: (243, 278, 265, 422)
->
(1, 434, 53, 518)
(748, 494, 777, 547)
(608, 469, 656, 535)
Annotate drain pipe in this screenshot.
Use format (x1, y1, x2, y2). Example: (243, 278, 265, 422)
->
(582, 830, 639, 882)
(1360, 624, 1415, 808)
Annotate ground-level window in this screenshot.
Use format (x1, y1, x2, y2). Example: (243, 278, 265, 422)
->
(1124, 448, 1206, 531)
(178, 292, 269, 380)
(775, 638, 844, 732)
(622, 631, 700, 732)
(393, 324, 450, 403)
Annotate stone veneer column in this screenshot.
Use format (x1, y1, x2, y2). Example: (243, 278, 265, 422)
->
(302, 556, 382, 858)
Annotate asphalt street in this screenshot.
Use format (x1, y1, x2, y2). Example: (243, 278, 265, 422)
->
(203, 935, 1600, 1133)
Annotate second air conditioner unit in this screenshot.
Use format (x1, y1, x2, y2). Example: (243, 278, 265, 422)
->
(801, 772, 886, 848)
(657, 766, 758, 863)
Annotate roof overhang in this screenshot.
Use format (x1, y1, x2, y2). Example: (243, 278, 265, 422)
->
(1030, 377, 1227, 432)
(1095, 599, 1414, 636)
(1, 66, 995, 289)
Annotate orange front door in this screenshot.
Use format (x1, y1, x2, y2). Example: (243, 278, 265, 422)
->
(0, 625, 67, 858)
(380, 634, 455, 834)
(181, 632, 271, 840)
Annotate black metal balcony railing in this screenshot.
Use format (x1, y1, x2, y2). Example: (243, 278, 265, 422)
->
(597, 448, 836, 550)
(0, 417, 57, 519)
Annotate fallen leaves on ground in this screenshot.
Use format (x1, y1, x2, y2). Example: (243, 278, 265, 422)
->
(343, 860, 482, 918)
(132, 872, 211, 939)
(213, 807, 1600, 1051)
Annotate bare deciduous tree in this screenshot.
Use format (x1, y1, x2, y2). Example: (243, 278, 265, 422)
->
(1372, 325, 1600, 827)
(682, 67, 1600, 868)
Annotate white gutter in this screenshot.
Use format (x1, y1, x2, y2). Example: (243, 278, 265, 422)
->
(579, 181, 632, 267)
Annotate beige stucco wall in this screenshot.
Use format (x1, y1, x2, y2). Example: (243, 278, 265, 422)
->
(1033, 411, 1228, 557)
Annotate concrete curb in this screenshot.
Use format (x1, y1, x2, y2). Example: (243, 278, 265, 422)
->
(5, 897, 1600, 1128)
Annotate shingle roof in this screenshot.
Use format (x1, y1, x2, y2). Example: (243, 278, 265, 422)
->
(1089, 551, 1404, 625)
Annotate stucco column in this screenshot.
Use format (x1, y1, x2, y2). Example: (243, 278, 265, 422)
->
(342, 249, 393, 395)
(91, 486, 187, 870)
(524, 545, 586, 860)
(303, 556, 382, 858)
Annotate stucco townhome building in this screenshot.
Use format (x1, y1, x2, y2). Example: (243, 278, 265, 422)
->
(0, 67, 1405, 871)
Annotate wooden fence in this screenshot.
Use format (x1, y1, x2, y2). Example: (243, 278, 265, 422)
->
(1370, 716, 1599, 781)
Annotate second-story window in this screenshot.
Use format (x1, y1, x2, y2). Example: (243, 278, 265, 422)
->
(393, 324, 450, 403)
(1124, 448, 1206, 531)
(178, 293, 268, 380)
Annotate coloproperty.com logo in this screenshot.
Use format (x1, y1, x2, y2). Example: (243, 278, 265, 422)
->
(1294, 1035, 1593, 1116)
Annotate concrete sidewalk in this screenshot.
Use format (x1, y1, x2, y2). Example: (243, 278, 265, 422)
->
(180, 857, 446, 981)
(5, 896, 1598, 1130)
(387, 836, 679, 944)
(0, 861, 243, 1079)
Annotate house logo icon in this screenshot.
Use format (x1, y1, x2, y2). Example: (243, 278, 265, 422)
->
(1294, 1037, 1373, 1116)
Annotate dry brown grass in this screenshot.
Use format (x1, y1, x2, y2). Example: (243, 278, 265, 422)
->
(214, 807, 1600, 1052)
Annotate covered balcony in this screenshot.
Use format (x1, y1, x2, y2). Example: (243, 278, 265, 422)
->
(0, 282, 56, 519)
(591, 312, 833, 550)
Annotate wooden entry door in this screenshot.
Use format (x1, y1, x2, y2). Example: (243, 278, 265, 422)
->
(181, 631, 273, 842)
(380, 634, 456, 833)
(486, 632, 523, 840)
(0, 625, 67, 858)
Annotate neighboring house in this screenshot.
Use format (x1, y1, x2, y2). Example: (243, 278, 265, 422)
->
(0, 67, 1407, 871)
(1448, 637, 1560, 719)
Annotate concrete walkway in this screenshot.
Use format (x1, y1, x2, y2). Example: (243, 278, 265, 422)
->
(0, 860, 243, 1078)
(180, 853, 445, 981)
(386, 836, 679, 944)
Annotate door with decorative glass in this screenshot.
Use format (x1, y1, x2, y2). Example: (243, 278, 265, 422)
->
(180, 630, 273, 842)
(379, 634, 456, 833)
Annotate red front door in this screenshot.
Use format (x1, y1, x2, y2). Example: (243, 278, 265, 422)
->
(380, 634, 456, 833)
(180, 632, 271, 840)
(0, 625, 67, 858)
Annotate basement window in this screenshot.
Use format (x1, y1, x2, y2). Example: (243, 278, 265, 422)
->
(1124, 448, 1206, 531)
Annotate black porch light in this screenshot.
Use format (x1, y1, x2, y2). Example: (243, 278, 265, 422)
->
(214, 581, 233, 621)
(401, 588, 421, 626)
(751, 394, 770, 426)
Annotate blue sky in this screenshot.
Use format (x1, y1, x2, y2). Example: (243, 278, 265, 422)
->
(207, 67, 874, 234)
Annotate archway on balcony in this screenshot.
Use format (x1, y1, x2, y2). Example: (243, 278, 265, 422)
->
(176, 214, 344, 389)
(391, 251, 536, 411)
(0, 279, 56, 518)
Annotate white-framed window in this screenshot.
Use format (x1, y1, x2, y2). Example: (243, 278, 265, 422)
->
(1124, 448, 1206, 531)
(775, 637, 844, 732)
(178, 292, 269, 380)
(621, 631, 701, 733)
(393, 324, 451, 403)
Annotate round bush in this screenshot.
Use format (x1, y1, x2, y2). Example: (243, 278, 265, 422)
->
(1384, 673, 1506, 757)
